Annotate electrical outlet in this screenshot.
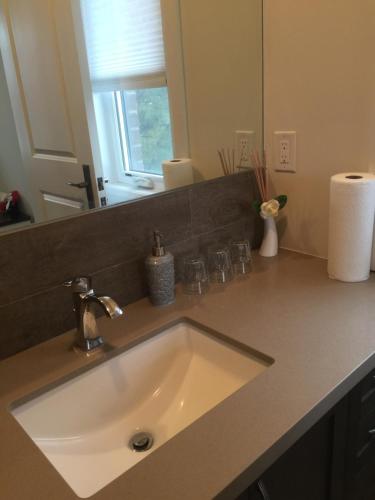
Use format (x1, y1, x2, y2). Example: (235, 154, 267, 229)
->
(273, 131, 297, 172)
(236, 130, 255, 168)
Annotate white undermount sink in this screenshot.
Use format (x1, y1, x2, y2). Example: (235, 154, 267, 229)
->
(11, 321, 273, 498)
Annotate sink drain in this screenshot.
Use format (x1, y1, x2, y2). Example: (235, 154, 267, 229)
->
(129, 432, 154, 452)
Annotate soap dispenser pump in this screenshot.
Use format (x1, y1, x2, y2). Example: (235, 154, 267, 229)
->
(145, 230, 175, 306)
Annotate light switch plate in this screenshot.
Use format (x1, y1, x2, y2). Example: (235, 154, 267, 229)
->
(273, 131, 297, 172)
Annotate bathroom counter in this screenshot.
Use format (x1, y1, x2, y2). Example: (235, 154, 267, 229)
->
(2, 249, 375, 500)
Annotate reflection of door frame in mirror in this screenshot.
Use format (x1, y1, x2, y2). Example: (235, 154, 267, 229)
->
(0, 0, 102, 223)
(70, 0, 107, 205)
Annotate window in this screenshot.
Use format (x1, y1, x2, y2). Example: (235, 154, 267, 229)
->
(116, 88, 173, 175)
(80, 0, 175, 179)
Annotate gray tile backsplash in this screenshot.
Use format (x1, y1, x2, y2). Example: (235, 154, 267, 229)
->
(0, 188, 192, 304)
(0, 172, 262, 359)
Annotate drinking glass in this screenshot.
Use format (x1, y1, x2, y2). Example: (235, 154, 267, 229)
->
(207, 246, 233, 284)
(231, 240, 252, 275)
(182, 256, 209, 295)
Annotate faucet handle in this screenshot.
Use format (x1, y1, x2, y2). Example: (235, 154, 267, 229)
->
(64, 276, 93, 293)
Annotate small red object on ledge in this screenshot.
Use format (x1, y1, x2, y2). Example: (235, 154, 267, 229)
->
(0, 190, 21, 214)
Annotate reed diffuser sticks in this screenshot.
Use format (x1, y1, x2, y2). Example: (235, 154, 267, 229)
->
(217, 148, 236, 176)
(251, 149, 269, 202)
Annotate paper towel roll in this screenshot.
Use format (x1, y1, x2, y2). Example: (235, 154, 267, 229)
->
(328, 173, 375, 282)
(162, 159, 193, 190)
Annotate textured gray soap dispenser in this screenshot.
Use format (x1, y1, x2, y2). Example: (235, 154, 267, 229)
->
(145, 230, 175, 306)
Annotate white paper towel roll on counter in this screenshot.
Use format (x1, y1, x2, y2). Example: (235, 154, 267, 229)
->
(162, 159, 193, 190)
(328, 172, 375, 281)
(328, 173, 375, 282)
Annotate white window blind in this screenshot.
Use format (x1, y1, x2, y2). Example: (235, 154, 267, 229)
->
(80, 0, 167, 91)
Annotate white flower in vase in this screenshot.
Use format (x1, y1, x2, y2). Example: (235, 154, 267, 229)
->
(260, 199, 280, 219)
(250, 148, 288, 257)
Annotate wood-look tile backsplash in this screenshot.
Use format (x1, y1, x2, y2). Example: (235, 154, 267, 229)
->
(0, 172, 262, 360)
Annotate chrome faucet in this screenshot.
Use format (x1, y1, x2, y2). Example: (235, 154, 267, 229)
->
(65, 276, 123, 353)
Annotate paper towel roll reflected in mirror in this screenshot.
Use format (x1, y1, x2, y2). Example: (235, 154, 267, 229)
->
(162, 159, 194, 189)
(328, 173, 375, 282)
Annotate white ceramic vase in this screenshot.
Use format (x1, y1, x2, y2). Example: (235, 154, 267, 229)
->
(259, 216, 278, 257)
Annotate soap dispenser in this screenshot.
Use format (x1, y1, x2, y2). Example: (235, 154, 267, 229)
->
(145, 230, 175, 306)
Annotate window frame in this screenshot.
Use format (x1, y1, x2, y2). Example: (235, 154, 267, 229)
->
(76, 0, 190, 194)
(160, 0, 190, 160)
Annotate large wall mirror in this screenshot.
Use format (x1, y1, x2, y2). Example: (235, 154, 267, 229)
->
(0, 0, 263, 233)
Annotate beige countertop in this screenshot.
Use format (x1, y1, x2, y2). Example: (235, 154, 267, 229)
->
(2, 250, 375, 500)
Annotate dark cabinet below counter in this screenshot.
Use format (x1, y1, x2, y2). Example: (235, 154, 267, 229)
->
(345, 368, 375, 500)
(234, 367, 375, 500)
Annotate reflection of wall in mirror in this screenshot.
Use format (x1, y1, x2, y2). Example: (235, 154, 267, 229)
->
(180, 0, 263, 182)
(0, 54, 33, 218)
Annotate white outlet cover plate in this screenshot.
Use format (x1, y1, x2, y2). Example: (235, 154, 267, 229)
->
(273, 131, 297, 172)
(235, 130, 255, 168)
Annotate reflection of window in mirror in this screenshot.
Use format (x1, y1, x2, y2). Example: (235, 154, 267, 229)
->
(79, 0, 188, 202)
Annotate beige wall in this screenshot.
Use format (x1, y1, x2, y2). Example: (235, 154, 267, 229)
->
(180, 0, 263, 181)
(264, 0, 375, 258)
